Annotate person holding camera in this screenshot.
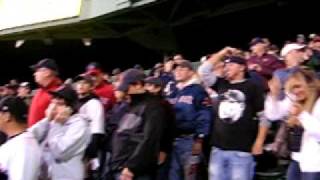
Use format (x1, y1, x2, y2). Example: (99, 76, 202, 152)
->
(265, 68, 320, 180)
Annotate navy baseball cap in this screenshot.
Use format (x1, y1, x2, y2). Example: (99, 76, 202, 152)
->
(0, 96, 28, 121)
(249, 37, 266, 46)
(74, 74, 94, 86)
(224, 56, 247, 66)
(117, 69, 145, 92)
(174, 60, 194, 71)
(30, 58, 59, 72)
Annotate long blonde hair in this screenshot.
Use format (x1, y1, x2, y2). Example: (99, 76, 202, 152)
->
(285, 68, 320, 113)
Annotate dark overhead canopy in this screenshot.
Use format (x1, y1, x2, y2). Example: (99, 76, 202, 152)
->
(0, 0, 291, 52)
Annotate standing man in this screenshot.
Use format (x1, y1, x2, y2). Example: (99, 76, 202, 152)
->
(208, 56, 267, 180)
(0, 96, 41, 180)
(166, 61, 212, 180)
(28, 58, 62, 127)
(144, 77, 176, 180)
(74, 74, 105, 178)
(110, 69, 166, 180)
(85, 62, 115, 112)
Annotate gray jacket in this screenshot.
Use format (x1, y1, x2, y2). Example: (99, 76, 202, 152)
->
(29, 114, 90, 180)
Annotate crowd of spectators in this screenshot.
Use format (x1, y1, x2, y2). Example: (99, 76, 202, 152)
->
(0, 33, 320, 180)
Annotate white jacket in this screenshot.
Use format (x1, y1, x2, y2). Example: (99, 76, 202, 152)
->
(265, 95, 320, 172)
(29, 114, 90, 180)
(79, 98, 105, 134)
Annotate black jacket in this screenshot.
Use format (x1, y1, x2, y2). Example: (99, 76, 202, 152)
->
(110, 93, 166, 176)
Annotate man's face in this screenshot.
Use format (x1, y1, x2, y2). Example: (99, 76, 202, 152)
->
(48, 97, 68, 119)
(313, 42, 320, 49)
(127, 83, 144, 95)
(285, 49, 306, 66)
(17, 87, 30, 97)
(76, 80, 93, 96)
(174, 66, 194, 82)
(33, 68, 52, 86)
(250, 43, 267, 53)
(144, 83, 161, 95)
(0, 111, 9, 132)
(224, 63, 244, 81)
(89, 73, 103, 87)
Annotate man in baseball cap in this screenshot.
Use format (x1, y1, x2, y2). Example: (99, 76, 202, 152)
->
(0, 97, 41, 180)
(117, 69, 145, 92)
(248, 37, 284, 80)
(110, 69, 166, 179)
(84, 62, 115, 111)
(28, 58, 62, 127)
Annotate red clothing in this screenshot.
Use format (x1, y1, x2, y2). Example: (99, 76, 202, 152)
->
(247, 53, 284, 80)
(28, 78, 62, 127)
(94, 81, 115, 111)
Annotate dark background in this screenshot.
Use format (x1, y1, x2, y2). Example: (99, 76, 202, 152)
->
(0, 0, 318, 85)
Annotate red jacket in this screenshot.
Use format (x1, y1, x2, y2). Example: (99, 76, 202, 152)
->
(28, 78, 62, 127)
(94, 81, 116, 111)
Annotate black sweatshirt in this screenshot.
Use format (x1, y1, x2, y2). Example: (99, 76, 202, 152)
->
(111, 93, 166, 176)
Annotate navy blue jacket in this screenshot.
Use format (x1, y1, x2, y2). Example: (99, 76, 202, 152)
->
(166, 81, 212, 137)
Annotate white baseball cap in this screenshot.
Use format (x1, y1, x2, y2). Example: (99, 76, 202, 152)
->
(280, 43, 306, 57)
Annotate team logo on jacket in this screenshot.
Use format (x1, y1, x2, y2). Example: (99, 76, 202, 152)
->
(218, 90, 246, 123)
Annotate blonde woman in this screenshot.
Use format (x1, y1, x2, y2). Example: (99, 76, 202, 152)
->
(265, 69, 320, 180)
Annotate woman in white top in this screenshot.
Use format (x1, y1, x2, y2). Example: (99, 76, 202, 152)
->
(265, 68, 320, 180)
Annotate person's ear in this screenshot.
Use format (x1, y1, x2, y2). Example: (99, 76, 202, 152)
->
(2, 112, 11, 123)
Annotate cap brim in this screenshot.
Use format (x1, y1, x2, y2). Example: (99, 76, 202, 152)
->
(74, 74, 87, 82)
(49, 91, 66, 100)
(30, 64, 39, 71)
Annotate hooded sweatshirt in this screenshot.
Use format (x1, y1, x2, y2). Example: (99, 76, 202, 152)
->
(29, 114, 90, 180)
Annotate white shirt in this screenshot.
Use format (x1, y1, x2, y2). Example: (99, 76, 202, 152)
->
(0, 132, 41, 180)
(265, 95, 320, 172)
(79, 98, 105, 134)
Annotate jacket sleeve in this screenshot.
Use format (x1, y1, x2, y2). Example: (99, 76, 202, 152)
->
(197, 61, 217, 87)
(86, 100, 105, 134)
(194, 87, 213, 136)
(47, 116, 90, 162)
(126, 103, 166, 175)
(28, 118, 51, 143)
(298, 98, 320, 141)
(264, 95, 291, 121)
